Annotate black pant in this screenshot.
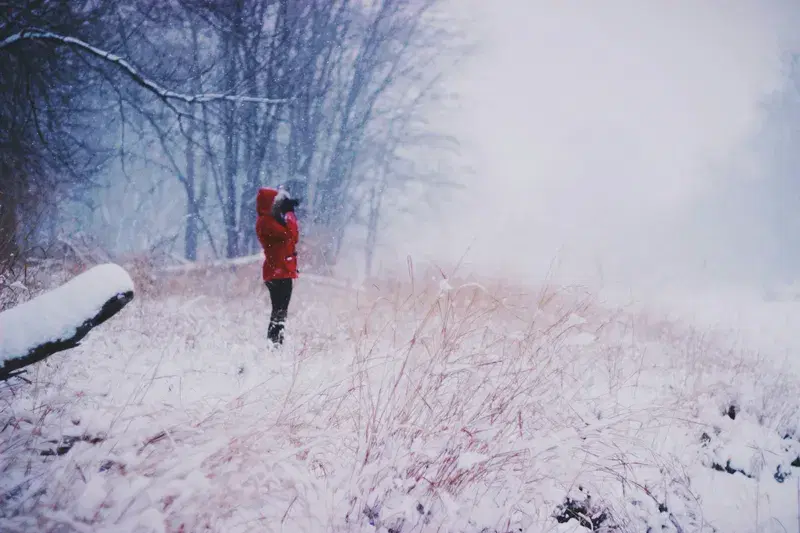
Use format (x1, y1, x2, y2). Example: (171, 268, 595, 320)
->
(265, 278, 293, 344)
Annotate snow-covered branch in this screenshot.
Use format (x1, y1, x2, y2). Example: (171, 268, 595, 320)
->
(0, 30, 292, 105)
(154, 254, 362, 291)
(0, 264, 135, 380)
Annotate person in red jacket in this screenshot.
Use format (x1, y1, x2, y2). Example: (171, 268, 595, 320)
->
(255, 186, 300, 345)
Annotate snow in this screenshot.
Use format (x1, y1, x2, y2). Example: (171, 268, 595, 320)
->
(159, 254, 363, 291)
(456, 452, 489, 469)
(2, 265, 800, 532)
(1, 31, 291, 105)
(0, 263, 134, 364)
(439, 278, 453, 294)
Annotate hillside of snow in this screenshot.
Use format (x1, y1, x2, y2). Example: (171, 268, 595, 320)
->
(2, 263, 800, 533)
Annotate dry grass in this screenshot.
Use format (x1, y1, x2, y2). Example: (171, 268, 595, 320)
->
(1, 261, 799, 532)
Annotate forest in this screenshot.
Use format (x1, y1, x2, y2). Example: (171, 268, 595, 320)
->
(0, 0, 465, 294)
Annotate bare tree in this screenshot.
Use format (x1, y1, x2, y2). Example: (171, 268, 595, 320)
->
(1, 0, 293, 266)
(359, 94, 463, 277)
(2, 0, 466, 277)
(0, 1, 117, 289)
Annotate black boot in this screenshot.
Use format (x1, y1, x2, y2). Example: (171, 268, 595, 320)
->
(268, 320, 285, 345)
(265, 278, 292, 346)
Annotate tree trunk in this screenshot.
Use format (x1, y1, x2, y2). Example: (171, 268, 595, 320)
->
(238, 40, 261, 256)
(365, 184, 380, 278)
(0, 158, 20, 266)
(222, 17, 240, 259)
(184, 118, 198, 261)
(184, 23, 201, 261)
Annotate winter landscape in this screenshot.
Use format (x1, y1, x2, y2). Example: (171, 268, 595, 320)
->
(4, 2, 800, 533)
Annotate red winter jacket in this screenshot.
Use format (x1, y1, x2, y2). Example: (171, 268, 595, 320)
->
(255, 188, 299, 281)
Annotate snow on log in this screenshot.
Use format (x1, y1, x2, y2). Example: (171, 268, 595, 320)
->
(157, 254, 363, 291)
(0, 263, 134, 380)
(159, 253, 263, 273)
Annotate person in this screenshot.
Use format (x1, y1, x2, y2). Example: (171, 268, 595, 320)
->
(255, 186, 300, 345)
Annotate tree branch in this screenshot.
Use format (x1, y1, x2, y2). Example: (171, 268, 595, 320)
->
(0, 29, 294, 106)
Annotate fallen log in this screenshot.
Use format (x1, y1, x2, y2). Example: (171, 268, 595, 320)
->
(0, 263, 135, 381)
(154, 254, 363, 292)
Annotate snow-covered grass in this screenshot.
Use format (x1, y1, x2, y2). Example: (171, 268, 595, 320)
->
(2, 262, 800, 532)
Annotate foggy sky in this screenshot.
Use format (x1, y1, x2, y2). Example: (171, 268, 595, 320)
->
(389, 1, 800, 290)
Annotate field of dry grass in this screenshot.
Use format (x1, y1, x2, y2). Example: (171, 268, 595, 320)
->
(2, 260, 800, 532)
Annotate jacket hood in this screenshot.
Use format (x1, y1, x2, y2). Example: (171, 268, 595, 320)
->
(257, 188, 278, 216)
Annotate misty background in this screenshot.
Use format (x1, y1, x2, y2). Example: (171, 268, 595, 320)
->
(397, 0, 800, 291)
(4, 1, 800, 297)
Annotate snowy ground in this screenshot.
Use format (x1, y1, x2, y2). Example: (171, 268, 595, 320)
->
(2, 263, 800, 532)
